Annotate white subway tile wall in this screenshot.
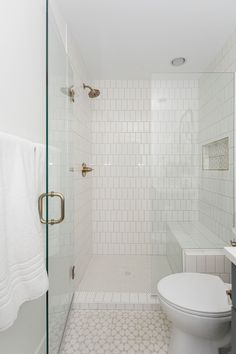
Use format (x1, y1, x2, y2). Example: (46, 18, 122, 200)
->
(184, 250, 231, 284)
(151, 79, 199, 258)
(199, 73, 234, 244)
(199, 32, 236, 243)
(166, 222, 231, 282)
(92, 80, 152, 255)
(91, 79, 199, 255)
(92, 80, 154, 255)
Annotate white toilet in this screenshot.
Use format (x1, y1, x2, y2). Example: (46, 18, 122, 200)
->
(157, 273, 232, 354)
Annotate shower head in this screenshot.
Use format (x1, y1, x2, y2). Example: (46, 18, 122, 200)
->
(83, 83, 100, 98)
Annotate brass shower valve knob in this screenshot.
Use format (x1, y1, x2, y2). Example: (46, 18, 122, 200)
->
(81, 163, 93, 177)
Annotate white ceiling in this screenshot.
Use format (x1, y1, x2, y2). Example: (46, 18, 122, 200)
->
(56, 0, 236, 78)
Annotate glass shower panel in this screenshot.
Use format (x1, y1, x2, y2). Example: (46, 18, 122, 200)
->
(47, 8, 75, 353)
(150, 72, 235, 293)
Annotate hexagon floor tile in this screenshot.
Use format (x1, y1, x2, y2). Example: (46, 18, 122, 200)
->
(60, 309, 171, 354)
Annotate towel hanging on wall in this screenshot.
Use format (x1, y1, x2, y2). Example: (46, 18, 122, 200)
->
(0, 132, 48, 331)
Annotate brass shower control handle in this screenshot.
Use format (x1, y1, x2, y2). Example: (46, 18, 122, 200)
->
(81, 163, 93, 177)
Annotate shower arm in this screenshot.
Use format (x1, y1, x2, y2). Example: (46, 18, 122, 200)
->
(83, 83, 93, 91)
(69, 84, 93, 101)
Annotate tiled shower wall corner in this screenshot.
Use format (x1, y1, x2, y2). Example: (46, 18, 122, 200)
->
(48, 14, 93, 295)
(202, 29, 236, 240)
(91, 79, 199, 255)
(198, 78, 235, 244)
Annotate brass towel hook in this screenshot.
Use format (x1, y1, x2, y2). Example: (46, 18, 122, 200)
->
(81, 163, 93, 177)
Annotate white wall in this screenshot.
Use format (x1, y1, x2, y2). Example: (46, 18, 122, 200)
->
(0, 1, 46, 354)
(0, 0, 45, 143)
(0, 297, 46, 354)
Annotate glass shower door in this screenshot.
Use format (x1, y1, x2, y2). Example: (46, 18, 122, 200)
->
(46, 7, 75, 354)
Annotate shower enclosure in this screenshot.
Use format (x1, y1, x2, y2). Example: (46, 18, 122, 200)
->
(46, 7, 75, 353)
(46, 3, 235, 353)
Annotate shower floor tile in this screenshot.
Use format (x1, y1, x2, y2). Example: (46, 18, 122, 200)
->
(77, 255, 172, 293)
(72, 291, 160, 310)
(60, 309, 171, 354)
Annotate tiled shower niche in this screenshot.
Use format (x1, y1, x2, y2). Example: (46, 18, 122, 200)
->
(202, 137, 229, 170)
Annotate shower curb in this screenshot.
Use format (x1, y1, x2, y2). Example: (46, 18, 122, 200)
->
(72, 291, 160, 311)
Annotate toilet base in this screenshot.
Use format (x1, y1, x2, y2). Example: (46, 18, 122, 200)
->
(168, 327, 221, 354)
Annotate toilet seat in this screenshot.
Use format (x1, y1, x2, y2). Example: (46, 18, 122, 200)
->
(157, 273, 231, 318)
(158, 293, 231, 318)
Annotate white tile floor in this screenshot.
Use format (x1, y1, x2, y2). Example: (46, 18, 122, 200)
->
(78, 255, 172, 293)
(59, 255, 172, 353)
(60, 309, 171, 354)
(50, 311, 67, 354)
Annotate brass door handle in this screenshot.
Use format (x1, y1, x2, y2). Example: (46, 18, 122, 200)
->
(81, 163, 93, 177)
(38, 191, 65, 225)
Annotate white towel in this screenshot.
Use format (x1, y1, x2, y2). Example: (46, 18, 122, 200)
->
(0, 132, 49, 331)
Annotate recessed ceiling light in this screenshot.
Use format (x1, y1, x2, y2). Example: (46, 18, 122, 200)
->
(171, 57, 186, 66)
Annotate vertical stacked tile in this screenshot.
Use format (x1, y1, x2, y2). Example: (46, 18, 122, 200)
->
(199, 75, 234, 244)
(92, 80, 153, 255)
(198, 29, 236, 245)
(92, 78, 199, 256)
(151, 77, 199, 257)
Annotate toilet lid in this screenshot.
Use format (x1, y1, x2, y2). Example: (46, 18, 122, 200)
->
(157, 273, 231, 316)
